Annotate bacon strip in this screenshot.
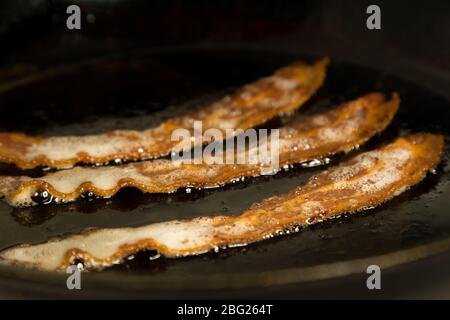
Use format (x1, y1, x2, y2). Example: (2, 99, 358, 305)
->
(0, 93, 399, 207)
(0, 133, 443, 271)
(0, 59, 328, 170)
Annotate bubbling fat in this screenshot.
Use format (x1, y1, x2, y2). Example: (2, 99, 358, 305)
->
(0, 58, 329, 169)
(1, 92, 400, 207)
(0, 133, 443, 272)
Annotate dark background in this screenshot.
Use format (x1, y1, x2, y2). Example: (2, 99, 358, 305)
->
(0, 0, 448, 95)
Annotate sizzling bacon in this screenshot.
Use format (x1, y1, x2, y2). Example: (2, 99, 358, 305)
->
(0, 59, 328, 169)
(0, 93, 399, 207)
(0, 133, 443, 271)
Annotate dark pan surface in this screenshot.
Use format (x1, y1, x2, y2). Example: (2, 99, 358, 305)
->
(0, 49, 449, 298)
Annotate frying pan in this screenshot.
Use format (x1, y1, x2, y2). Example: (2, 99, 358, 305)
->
(0, 1, 449, 299)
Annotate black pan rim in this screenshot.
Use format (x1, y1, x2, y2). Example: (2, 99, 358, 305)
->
(0, 236, 450, 294)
